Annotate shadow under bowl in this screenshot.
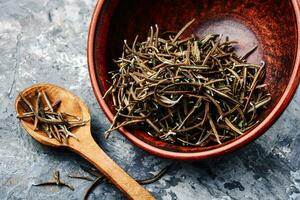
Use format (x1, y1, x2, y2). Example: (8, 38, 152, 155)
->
(88, 0, 300, 160)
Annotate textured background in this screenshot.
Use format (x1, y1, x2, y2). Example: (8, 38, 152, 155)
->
(0, 0, 300, 199)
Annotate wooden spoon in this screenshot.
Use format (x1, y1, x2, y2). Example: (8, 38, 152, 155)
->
(15, 83, 154, 200)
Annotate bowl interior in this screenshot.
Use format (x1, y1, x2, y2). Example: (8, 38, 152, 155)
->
(92, 0, 298, 155)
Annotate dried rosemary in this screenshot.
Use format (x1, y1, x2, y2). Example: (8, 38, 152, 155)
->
(17, 91, 87, 144)
(104, 19, 271, 147)
(69, 164, 172, 200)
(33, 170, 74, 191)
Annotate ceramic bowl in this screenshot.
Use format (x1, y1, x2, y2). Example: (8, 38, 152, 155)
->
(88, 0, 300, 160)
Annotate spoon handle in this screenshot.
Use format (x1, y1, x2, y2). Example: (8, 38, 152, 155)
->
(71, 139, 155, 200)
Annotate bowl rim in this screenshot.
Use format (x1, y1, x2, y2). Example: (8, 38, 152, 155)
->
(87, 0, 300, 160)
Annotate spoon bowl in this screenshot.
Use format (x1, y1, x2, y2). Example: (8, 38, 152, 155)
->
(15, 83, 90, 148)
(15, 83, 154, 200)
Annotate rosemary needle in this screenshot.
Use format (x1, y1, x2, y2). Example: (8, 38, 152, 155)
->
(33, 171, 74, 191)
(83, 175, 105, 200)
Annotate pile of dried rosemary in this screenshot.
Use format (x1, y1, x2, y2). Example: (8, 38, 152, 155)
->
(17, 91, 87, 143)
(104, 19, 271, 147)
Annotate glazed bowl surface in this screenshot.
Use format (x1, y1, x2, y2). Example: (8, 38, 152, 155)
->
(88, 0, 300, 160)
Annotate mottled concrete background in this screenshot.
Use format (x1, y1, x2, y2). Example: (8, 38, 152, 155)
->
(0, 0, 300, 199)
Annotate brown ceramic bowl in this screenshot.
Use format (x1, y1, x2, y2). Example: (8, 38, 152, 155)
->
(88, 0, 300, 160)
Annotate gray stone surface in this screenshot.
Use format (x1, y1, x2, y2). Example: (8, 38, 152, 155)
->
(0, 0, 299, 199)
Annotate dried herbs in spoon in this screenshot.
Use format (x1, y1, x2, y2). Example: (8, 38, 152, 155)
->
(17, 90, 87, 144)
(104, 19, 271, 147)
